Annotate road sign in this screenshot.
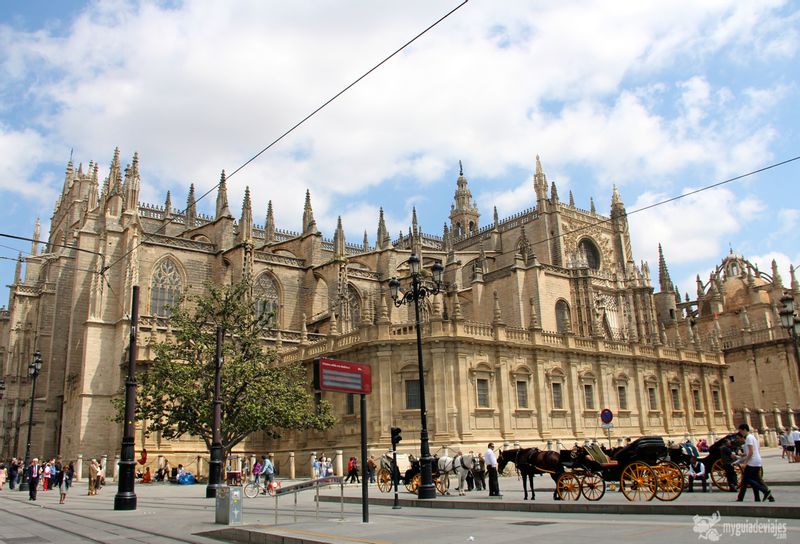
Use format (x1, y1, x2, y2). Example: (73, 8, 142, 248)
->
(313, 357, 372, 394)
(600, 408, 613, 424)
(601, 423, 614, 429)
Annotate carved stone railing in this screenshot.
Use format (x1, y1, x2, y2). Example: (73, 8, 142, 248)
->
(145, 233, 216, 253)
(253, 251, 305, 267)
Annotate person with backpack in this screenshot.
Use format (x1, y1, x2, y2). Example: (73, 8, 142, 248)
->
(252, 459, 262, 484)
(259, 455, 274, 493)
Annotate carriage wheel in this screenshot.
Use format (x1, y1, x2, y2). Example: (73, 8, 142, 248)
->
(376, 468, 393, 493)
(435, 473, 450, 495)
(710, 459, 747, 491)
(406, 473, 421, 493)
(580, 472, 606, 501)
(620, 462, 656, 501)
(654, 462, 683, 502)
(556, 473, 581, 501)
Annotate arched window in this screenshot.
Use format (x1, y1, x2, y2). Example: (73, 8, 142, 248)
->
(555, 300, 571, 334)
(579, 238, 601, 270)
(347, 284, 361, 328)
(150, 258, 182, 316)
(254, 273, 280, 327)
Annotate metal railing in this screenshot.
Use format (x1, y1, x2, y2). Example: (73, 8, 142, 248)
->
(268, 476, 345, 525)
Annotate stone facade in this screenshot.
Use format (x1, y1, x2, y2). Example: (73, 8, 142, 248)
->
(0, 150, 738, 476)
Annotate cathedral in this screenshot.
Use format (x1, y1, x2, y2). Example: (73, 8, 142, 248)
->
(4, 147, 785, 477)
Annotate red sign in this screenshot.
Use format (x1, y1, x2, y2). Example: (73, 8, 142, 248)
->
(313, 357, 372, 394)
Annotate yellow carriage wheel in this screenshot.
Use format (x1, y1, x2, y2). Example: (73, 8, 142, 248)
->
(556, 473, 581, 501)
(376, 468, 393, 493)
(620, 462, 656, 502)
(653, 462, 683, 502)
(580, 472, 606, 501)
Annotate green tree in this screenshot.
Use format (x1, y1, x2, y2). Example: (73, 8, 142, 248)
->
(115, 279, 335, 459)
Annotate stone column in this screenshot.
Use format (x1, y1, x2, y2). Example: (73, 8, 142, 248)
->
(787, 404, 797, 429)
(101, 454, 108, 477)
(197, 456, 204, 478)
(76, 454, 83, 482)
(335, 450, 343, 477)
(289, 452, 295, 479)
(113, 454, 120, 482)
(774, 404, 785, 432)
(743, 406, 753, 429)
(310, 452, 317, 478)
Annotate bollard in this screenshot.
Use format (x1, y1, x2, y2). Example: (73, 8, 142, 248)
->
(289, 452, 296, 479)
(335, 450, 343, 477)
(76, 454, 83, 482)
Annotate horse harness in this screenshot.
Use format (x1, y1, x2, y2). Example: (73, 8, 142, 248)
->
(443, 454, 471, 475)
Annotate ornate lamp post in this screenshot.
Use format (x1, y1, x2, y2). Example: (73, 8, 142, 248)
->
(115, 285, 140, 510)
(206, 325, 224, 498)
(780, 293, 800, 381)
(19, 351, 43, 492)
(389, 254, 443, 500)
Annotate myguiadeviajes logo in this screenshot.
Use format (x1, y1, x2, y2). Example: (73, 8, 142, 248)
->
(692, 511, 786, 541)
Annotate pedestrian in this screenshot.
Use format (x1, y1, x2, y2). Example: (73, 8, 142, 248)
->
(42, 461, 52, 491)
(790, 427, 800, 462)
(485, 443, 500, 497)
(0, 462, 6, 490)
(476, 453, 486, 491)
(252, 458, 262, 484)
(367, 455, 377, 483)
(687, 455, 708, 492)
(27, 458, 40, 501)
(719, 438, 738, 491)
(260, 455, 275, 492)
(734, 423, 774, 502)
(779, 431, 790, 461)
(8, 458, 18, 490)
(346, 456, 360, 484)
(312, 455, 321, 479)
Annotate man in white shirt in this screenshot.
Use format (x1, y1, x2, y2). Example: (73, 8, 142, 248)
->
(734, 423, 774, 502)
(485, 443, 500, 497)
(790, 427, 800, 462)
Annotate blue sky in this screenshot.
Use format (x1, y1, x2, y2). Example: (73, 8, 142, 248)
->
(0, 1, 798, 303)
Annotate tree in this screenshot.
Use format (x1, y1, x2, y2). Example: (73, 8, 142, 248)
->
(115, 279, 335, 459)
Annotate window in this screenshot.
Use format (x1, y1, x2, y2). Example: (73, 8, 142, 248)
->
(477, 379, 490, 408)
(552, 382, 563, 409)
(254, 273, 280, 327)
(555, 300, 571, 334)
(346, 284, 361, 327)
(150, 259, 182, 316)
(712, 389, 721, 411)
(584, 384, 595, 410)
(647, 387, 658, 411)
(346, 393, 355, 415)
(617, 385, 628, 410)
(405, 379, 420, 410)
(579, 239, 601, 270)
(516, 381, 529, 409)
(670, 387, 681, 411)
(692, 389, 702, 411)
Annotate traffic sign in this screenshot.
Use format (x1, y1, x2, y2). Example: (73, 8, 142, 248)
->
(313, 357, 372, 394)
(601, 423, 614, 429)
(600, 408, 614, 424)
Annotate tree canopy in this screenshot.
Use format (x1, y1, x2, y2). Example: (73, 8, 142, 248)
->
(115, 279, 335, 457)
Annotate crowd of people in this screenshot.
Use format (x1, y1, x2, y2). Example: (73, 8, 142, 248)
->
(0, 456, 76, 503)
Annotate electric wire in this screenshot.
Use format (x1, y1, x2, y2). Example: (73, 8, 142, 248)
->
(99, 0, 471, 276)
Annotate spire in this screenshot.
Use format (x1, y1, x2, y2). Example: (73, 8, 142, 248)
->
(450, 161, 479, 236)
(215, 170, 231, 219)
(376, 207, 391, 250)
(658, 244, 674, 293)
(696, 274, 704, 299)
(611, 184, 622, 206)
(569, 190, 575, 207)
(528, 298, 541, 331)
(550, 181, 559, 204)
(302, 189, 317, 234)
(772, 259, 783, 287)
(264, 200, 275, 243)
(590, 197, 596, 214)
(123, 152, 140, 212)
(493, 206, 499, 226)
(31, 218, 40, 256)
(238, 186, 253, 242)
(333, 216, 346, 257)
(108, 146, 122, 195)
(363, 230, 369, 252)
(13, 253, 22, 283)
(412, 206, 419, 236)
(186, 183, 197, 228)
(791, 265, 799, 294)
(534, 154, 548, 201)
(163, 191, 172, 220)
(492, 291, 504, 325)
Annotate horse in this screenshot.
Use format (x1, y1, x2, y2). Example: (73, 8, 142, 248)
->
(437, 453, 476, 495)
(497, 447, 562, 500)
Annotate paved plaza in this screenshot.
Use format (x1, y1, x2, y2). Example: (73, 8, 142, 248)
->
(1, 449, 799, 544)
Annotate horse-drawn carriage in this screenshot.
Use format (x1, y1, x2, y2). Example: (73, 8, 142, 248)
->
(375, 453, 450, 495)
(668, 433, 745, 491)
(555, 436, 684, 502)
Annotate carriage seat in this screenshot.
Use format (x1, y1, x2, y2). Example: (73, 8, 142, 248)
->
(586, 443, 618, 467)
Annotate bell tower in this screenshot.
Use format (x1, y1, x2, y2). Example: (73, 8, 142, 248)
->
(449, 161, 480, 237)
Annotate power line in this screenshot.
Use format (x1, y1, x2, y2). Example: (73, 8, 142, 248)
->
(101, 0, 471, 276)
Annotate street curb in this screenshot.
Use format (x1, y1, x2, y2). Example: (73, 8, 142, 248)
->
(318, 494, 800, 519)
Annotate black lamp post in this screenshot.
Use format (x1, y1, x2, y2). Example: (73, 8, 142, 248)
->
(780, 293, 800, 381)
(18, 351, 42, 492)
(389, 254, 443, 500)
(206, 325, 224, 498)
(115, 285, 139, 510)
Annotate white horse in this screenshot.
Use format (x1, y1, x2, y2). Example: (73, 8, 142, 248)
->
(437, 454, 476, 496)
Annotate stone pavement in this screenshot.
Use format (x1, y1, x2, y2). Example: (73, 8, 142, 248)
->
(0, 449, 797, 544)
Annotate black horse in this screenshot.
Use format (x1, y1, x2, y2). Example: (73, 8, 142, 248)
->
(497, 447, 562, 500)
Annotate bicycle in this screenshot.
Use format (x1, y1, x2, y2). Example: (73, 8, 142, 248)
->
(243, 478, 281, 498)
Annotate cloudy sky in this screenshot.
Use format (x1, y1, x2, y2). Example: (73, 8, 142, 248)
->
(1, 0, 798, 301)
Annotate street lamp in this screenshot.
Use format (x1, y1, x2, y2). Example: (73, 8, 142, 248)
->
(19, 351, 43, 492)
(206, 325, 224, 498)
(389, 254, 444, 500)
(780, 293, 800, 381)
